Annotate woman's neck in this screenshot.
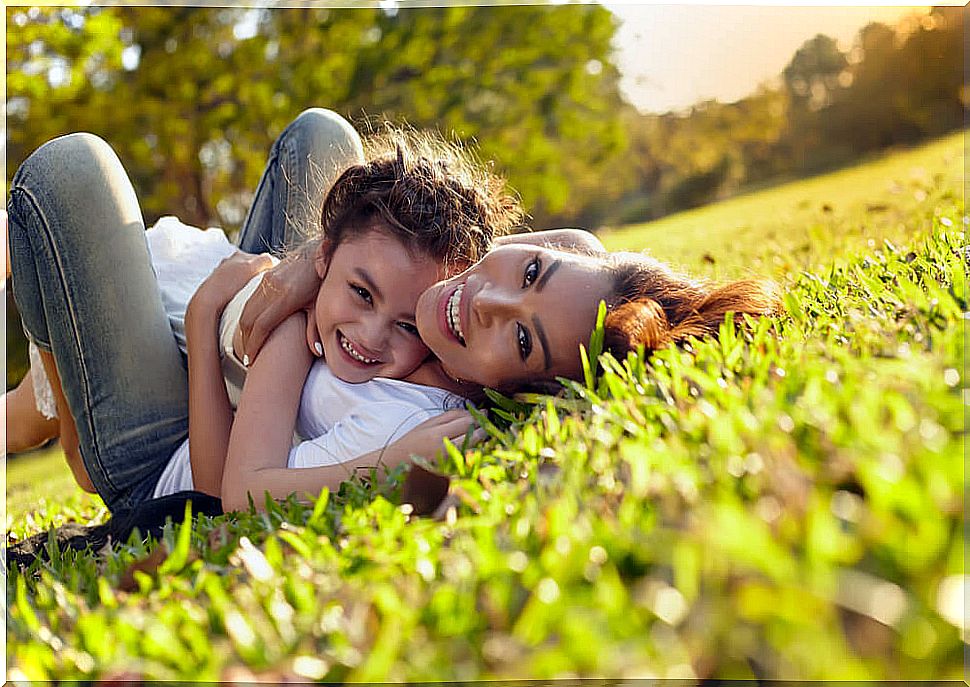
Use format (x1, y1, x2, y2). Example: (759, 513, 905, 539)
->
(404, 357, 479, 397)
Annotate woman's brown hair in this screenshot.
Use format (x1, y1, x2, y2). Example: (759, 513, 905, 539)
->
(601, 252, 784, 358)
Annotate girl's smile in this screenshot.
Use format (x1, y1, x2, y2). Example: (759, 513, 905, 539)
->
(314, 228, 442, 384)
(337, 330, 382, 365)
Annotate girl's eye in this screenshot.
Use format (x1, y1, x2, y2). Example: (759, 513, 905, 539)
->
(398, 322, 419, 336)
(516, 322, 532, 360)
(523, 257, 541, 287)
(351, 284, 372, 304)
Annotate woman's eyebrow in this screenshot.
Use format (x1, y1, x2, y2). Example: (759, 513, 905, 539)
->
(532, 314, 552, 371)
(353, 267, 382, 301)
(535, 259, 561, 291)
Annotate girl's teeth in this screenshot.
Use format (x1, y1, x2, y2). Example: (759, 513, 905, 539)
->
(447, 284, 465, 344)
(340, 334, 377, 364)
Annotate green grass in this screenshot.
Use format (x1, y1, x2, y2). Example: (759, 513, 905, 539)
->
(6, 445, 105, 537)
(600, 131, 964, 280)
(6, 134, 966, 680)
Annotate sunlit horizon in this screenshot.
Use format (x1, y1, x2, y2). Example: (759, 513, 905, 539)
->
(608, 4, 934, 114)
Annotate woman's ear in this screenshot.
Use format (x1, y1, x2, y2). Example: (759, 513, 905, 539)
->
(314, 238, 333, 279)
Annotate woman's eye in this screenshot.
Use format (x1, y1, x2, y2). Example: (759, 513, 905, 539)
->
(398, 322, 419, 336)
(351, 284, 372, 304)
(522, 257, 541, 287)
(516, 322, 532, 360)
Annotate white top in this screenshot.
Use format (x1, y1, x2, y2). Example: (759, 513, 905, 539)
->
(153, 359, 465, 497)
(147, 216, 243, 353)
(142, 217, 465, 498)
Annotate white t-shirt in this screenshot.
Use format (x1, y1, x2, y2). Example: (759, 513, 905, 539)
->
(144, 217, 465, 498)
(153, 359, 465, 497)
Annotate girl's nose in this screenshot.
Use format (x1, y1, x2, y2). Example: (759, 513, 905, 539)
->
(359, 315, 390, 352)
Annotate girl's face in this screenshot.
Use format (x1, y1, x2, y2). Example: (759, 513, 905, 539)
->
(415, 244, 614, 389)
(314, 230, 443, 384)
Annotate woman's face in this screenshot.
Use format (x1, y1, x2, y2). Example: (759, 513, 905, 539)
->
(415, 244, 613, 388)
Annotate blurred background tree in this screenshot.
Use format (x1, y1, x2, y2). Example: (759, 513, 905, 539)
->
(6, 4, 628, 230)
(5, 4, 966, 388)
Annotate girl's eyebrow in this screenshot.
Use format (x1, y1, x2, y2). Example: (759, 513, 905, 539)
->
(353, 267, 381, 301)
(535, 259, 561, 291)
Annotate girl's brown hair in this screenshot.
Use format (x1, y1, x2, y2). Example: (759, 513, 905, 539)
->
(320, 127, 523, 274)
(601, 252, 783, 358)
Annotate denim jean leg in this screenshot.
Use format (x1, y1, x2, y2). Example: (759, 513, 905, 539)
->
(8, 133, 190, 511)
(237, 108, 364, 255)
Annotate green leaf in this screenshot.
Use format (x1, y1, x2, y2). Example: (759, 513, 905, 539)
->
(158, 500, 193, 575)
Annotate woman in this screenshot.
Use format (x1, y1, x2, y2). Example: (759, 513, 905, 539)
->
(8, 111, 782, 514)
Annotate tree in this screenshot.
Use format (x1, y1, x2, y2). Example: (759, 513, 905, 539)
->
(783, 34, 849, 111)
(6, 5, 629, 230)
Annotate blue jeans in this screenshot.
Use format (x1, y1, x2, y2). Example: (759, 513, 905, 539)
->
(238, 108, 363, 255)
(8, 109, 363, 511)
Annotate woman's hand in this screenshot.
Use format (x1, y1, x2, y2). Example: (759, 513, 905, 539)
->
(386, 409, 486, 466)
(237, 242, 325, 363)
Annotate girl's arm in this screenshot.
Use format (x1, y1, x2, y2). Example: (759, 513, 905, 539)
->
(185, 252, 274, 496)
(220, 311, 478, 511)
(220, 311, 314, 510)
(222, 411, 478, 511)
(494, 228, 605, 253)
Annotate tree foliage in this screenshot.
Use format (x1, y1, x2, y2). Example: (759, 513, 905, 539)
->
(6, 5, 627, 230)
(613, 5, 965, 224)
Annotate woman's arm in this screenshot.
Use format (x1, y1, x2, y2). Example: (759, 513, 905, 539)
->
(494, 228, 605, 253)
(185, 252, 274, 496)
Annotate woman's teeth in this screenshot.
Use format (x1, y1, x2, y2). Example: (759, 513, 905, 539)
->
(447, 284, 465, 345)
(339, 333, 378, 364)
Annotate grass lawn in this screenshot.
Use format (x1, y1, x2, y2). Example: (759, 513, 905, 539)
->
(6, 445, 105, 538)
(600, 131, 964, 280)
(7, 131, 965, 681)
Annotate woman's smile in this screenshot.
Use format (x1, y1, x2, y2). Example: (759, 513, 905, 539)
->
(442, 283, 467, 346)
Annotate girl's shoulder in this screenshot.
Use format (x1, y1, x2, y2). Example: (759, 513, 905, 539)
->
(304, 361, 465, 409)
(294, 361, 466, 443)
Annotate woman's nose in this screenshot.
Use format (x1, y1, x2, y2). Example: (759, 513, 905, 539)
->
(471, 283, 516, 326)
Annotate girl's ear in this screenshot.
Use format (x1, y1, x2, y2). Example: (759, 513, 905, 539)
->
(314, 238, 333, 279)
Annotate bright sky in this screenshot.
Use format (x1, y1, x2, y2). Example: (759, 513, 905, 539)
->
(605, 3, 936, 113)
